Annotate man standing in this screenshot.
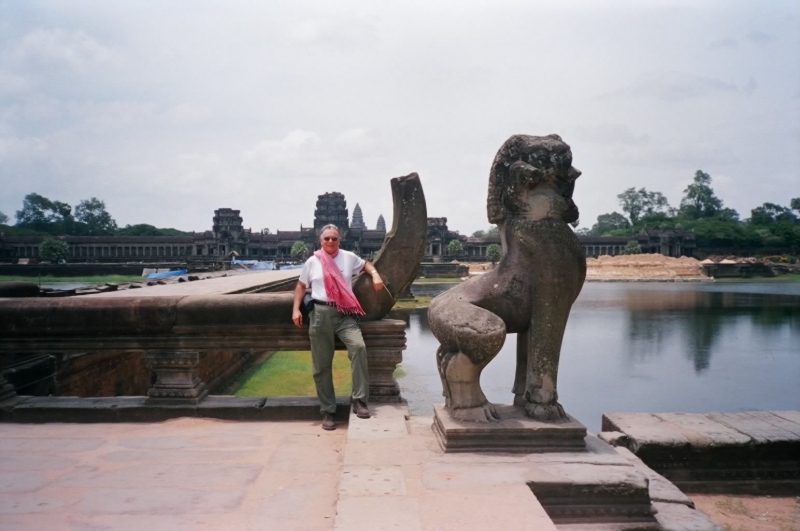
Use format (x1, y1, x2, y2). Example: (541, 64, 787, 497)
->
(292, 224, 385, 430)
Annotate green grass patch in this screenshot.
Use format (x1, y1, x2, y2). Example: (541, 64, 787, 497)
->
(392, 296, 433, 310)
(234, 350, 352, 397)
(0, 275, 144, 284)
(413, 277, 465, 283)
(715, 274, 800, 283)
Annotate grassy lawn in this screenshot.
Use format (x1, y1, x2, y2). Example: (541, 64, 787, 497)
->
(392, 296, 433, 309)
(413, 277, 465, 283)
(234, 350, 352, 397)
(0, 275, 144, 284)
(715, 274, 800, 283)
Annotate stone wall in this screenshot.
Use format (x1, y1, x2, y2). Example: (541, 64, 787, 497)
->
(6, 352, 260, 398)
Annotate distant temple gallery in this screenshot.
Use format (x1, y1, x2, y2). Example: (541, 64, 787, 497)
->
(0, 192, 695, 263)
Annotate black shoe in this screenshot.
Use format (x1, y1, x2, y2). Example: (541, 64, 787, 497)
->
(352, 398, 370, 419)
(321, 413, 336, 431)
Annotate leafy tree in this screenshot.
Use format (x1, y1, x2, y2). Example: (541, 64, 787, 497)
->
(486, 225, 499, 237)
(0, 210, 8, 225)
(15, 193, 74, 234)
(622, 240, 642, 255)
(75, 198, 117, 235)
(290, 240, 309, 260)
(447, 239, 464, 256)
(40, 239, 69, 262)
(680, 170, 723, 219)
(749, 203, 798, 225)
(116, 224, 163, 236)
(590, 212, 630, 236)
(115, 224, 191, 237)
(486, 243, 501, 264)
(791, 198, 800, 214)
(471, 230, 486, 238)
(617, 188, 672, 224)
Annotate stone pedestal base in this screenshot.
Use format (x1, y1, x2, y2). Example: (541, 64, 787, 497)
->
(144, 351, 208, 405)
(433, 403, 587, 453)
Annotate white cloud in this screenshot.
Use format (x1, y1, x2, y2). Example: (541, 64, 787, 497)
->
(7, 28, 118, 71)
(604, 71, 738, 102)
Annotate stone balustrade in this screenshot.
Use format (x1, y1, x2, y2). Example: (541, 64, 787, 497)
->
(0, 294, 407, 421)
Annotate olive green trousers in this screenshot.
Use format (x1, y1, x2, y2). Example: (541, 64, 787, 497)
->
(308, 304, 369, 414)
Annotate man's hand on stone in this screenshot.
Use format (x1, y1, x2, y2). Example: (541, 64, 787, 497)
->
(371, 272, 385, 293)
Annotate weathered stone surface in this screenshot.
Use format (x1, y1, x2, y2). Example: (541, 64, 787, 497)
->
(335, 497, 423, 531)
(339, 465, 407, 496)
(602, 412, 691, 460)
(433, 403, 587, 453)
(604, 411, 800, 494)
(527, 462, 655, 525)
(353, 173, 428, 321)
(612, 447, 695, 507)
(3, 395, 351, 423)
(0, 281, 39, 297)
(706, 411, 800, 445)
(652, 502, 721, 531)
(429, 134, 585, 423)
(653, 413, 752, 448)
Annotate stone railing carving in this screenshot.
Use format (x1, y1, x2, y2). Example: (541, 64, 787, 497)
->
(0, 295, 407, 421)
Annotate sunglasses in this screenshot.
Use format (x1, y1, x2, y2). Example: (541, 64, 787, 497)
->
(323, 237, 339, 242)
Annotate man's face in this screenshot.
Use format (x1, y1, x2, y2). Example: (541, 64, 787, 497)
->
(320, 229, 340, 254)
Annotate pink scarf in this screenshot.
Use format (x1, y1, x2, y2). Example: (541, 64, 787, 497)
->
(315, 249, 365, 316)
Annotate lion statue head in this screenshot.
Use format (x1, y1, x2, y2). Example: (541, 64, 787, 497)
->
(487, 134, 581, 225)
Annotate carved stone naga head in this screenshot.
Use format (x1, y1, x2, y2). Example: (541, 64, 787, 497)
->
(486, 134, 581, 225)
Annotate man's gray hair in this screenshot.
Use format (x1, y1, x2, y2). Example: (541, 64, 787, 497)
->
(319, 224, 340, 235)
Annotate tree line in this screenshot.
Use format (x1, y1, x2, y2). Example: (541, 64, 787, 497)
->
(0, 193, 192, 237)
(578, 171, 800, 251)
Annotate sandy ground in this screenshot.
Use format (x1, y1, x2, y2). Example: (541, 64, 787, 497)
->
(692, 495, 800, 531)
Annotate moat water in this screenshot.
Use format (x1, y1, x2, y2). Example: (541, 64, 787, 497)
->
(391, 282, 800, 432)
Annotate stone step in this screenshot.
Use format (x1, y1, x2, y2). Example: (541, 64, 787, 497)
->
(601, 410, 800, 494)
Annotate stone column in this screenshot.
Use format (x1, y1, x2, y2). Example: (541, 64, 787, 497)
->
(366, 348, 403, 402)
(144, 351, 208, 405)
(360, 320, 406, 403)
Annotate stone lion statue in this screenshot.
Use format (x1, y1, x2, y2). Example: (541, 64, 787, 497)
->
(428, 134, 586, 422)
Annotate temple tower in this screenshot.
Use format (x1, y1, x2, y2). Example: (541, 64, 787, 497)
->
(314, 192, 349, 234)
(212, 208, 244, 240)
(376, 214, 386, 232)
(351, 203, 366, 230)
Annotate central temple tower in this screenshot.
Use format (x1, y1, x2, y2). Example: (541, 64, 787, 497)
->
(314, 192, 349, 234)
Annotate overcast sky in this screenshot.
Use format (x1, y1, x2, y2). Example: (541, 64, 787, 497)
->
(1, 0, 798, 235)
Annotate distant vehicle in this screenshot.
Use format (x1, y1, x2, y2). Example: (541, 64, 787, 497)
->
(57, 259, 67, 265)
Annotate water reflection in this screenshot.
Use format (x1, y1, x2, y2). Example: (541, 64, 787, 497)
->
(395, 282, 800, 432)
(625, 289, 800, 373)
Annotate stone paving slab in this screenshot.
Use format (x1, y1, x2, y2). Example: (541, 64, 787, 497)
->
(0, 418, 345, 531)
(87, 270, 300, 298)
(600, 410, 800, 494)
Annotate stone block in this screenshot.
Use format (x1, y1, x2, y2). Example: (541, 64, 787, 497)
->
(605, 410, 800, 494)
(339, 465, 407, 496)
(526, 463, 655, 525)
(334, 497, 422, 531)
(433, 404, 587, 453)
(652, 502, 721, 531)
(196, 395, 266, 421)
(255, 396, 351, 422)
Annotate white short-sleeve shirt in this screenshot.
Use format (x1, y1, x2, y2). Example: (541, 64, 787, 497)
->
(299, 250, 366, 302)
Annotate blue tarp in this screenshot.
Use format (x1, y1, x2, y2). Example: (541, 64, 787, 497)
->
(279, 264, 304, 270)
(147, 269, 188, 280)
(232, 259, 277, 270)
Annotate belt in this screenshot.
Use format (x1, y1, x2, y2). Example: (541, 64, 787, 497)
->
(312, 299, 329, 305)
